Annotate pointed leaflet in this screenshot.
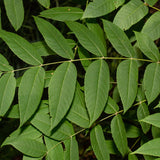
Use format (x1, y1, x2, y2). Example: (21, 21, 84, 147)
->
(0, 73, 16, 116)
(87, 22, 106, 47)
(82, 0, 124, 19)
(104, 96, 119, 114)
(142, 12, 160, 40)
(67, 83, 90, 128)
(141, 113, 160, 128)
(113, 0, 148, 30)
(0, 30, 43, 65)
(85, 60, 110, 126)
(66, 21, 106, 56)
(0, 54, 13, 71)
(136, 87, 150, 134)
(34, 17, 73, 59)
(103, 20, 135, 57)
(90, 125, 110, 160)
(40, 7, 83, 21)
(49, 62, 77, 129)
(64, 137, 79, 160)
(132, 138, 160, 157)
(111, 115, 128, 156)
(135, 32, 160, 61)
(38, 0, 50, 8)
(117, 60, 138, 113)
(4, 0, 24, 31)
(143, 63, 160, 104)
(3, 137, 47, 158)
(19, 67, 45, 126)
(45, 137, 64, 160)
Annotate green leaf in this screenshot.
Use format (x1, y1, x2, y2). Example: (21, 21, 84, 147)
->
(106, 140, 120, 155)
(125, 123, 141, 138)
(82, 0, 122, 19)
(113, 0, 148, 30)
(85, 60, 110, 125)
(111, 115, 128, 156)
(0, 54, 13, 71)
(128, 154, 138, 160)
(40, 7, 83, 21)
(135, 32, 160, 61)
(78, 47, 92, 71)
(132, 138, 160, 157)
(23, 156, 41, 160)
(38, 0, 50, 8)
(6, 104, 19, 119)
(141, 113, 160, 128)
(2, 125, 42, 146)
(143, 63, 160, 104)
(136, 87, 150, 133)
(67, 83, 90, 128)
(113, 0, 125, 8)
(137, 103, 150, 133)
(152, 126, 160, 138)
(142, 11, 160, 40)
(64, 137, 79, 160)
(87, 22, 106, 47)
(0, 73, 16, 116)
(32, 41, 55, 56)
(49, 62, 77, 129)
(103, 20, 135, 57)
(3, 137, 47, 158)
(0, 30, 43, 65)
(19, 67, 45, 126)
(144, 0, 158, 6)
(44, 70, 54, 88)
(90, 125, 110, 160)
(45, 137, 64, 160)
(34, 17, 73, 59)
(117, 60, 138, 113)
(104, 96, 119, 114)
(4, 0, 24, 31)
(31, 102, 75, 141)
(66, 21, 106, 56)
